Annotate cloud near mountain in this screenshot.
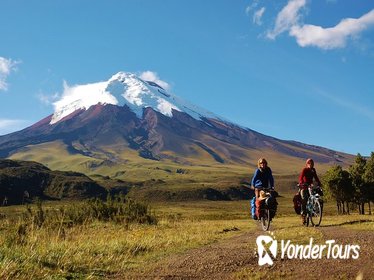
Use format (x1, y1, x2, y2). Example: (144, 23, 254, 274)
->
(0, 56, 19, 91)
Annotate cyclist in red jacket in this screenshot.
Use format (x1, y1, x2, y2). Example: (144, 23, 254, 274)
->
(298, 158, 321, 224)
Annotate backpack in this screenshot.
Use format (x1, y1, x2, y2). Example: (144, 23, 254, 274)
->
(293, 192, 302, 215)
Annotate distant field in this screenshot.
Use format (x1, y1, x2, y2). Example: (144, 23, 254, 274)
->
(9, 140, 307, 202)
(9, 140, 336, 184)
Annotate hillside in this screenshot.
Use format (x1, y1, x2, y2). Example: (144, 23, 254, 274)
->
(0, 157, 303, 204)
(0, 159, 107, 205)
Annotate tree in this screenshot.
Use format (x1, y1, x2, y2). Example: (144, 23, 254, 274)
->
(349, 153, 367, 214)
(363, 152, 374, 215)
(340, 169, 354, 214)
(323, 165, 353, 214)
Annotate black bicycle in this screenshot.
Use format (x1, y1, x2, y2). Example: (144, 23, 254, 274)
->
(304, 184, 323, 227)
(257, 188, 278, 231)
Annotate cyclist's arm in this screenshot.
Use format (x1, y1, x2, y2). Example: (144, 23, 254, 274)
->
(251, 169, 260, 188)
(314, 169, 322, 187)
(298, 168, 307, 185)
(268, 168, 274, 189)
(312, 168, 322, 187)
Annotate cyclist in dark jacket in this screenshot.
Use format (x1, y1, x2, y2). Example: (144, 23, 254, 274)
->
(251, 158, 274, 218)
(298, 158, 321, 224)
(251, 158, 274, 196)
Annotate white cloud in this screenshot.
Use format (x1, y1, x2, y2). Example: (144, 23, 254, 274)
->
(0, 57, 19, 91)
(265, 1, 374, 50)
(253, 7, 266, 26)
(266, 0, 307, 40)
(245, 6, 252, 16)
(290, 9, 374, 49)
(37, 92, 60, 105)
(51, 80, 117, 124)
(139, 71, 170, 91)
(246, 0, 259, 16)
(0, 119, 30, 135)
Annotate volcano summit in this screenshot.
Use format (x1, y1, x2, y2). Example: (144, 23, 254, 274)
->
(50, 72, 221, 125)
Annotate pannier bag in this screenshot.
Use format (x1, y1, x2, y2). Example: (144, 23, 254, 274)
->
(265, 196, 278, 219)
(293, 192, 302, 215)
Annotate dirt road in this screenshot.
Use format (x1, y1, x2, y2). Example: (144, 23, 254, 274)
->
(129, 220, 373, 279)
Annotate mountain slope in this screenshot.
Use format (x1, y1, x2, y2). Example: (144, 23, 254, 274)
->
(0, 72, 354, 178)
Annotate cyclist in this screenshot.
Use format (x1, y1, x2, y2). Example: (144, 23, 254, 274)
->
(298, 158, 322, 224)
(251, 158, 274, 218)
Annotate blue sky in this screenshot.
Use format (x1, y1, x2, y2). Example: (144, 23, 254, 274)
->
(0, 0, 373, 156)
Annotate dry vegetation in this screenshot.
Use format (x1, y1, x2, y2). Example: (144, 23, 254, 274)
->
(0, 199, 253, 279)
(0, 195, 373, 279)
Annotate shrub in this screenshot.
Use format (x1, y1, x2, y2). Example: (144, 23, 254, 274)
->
(15, 197, 157, 231)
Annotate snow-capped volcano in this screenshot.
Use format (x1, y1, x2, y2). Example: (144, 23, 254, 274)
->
(0, 70, 353, 169)
(51, 72, 220, 124)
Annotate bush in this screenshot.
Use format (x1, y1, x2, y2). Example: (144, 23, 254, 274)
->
(61, 197, 157, 225)
(17, 197, 157, 230)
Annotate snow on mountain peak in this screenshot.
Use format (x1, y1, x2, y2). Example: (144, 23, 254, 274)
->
(50, 71, 220, 124)
(50, 81, 117, 124)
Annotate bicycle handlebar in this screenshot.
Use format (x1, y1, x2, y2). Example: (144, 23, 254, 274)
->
(257, 187, 275, 191)
(243, 184, 275, 191)
(298, 183, 320, 189)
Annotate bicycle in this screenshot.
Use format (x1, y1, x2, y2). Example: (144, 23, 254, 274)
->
(299, 184, 323, 227)
(257, 187, 278, 231)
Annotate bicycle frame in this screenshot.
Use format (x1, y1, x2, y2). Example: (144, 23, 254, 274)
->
(306, 185, 323, 226)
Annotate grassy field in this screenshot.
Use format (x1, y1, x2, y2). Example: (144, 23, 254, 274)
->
(0, 199, 253, 279)
(0, 194, 372, 279)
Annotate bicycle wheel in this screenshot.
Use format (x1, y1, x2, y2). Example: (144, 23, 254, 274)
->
(261, 208, 271, 231)
(310, 199, 322, 226)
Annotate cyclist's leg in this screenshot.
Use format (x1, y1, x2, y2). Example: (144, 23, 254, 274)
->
(300, 188, 309, 223)
(300, 189, 307, 214)
(255, 197, 262, 218)
(255, 188, 260, 198)
(253, 187, 260, 218)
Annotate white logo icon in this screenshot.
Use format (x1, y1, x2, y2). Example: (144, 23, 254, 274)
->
(256, 235, 278, 266)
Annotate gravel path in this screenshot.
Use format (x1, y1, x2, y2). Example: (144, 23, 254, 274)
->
(123, 220, 374, 279)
